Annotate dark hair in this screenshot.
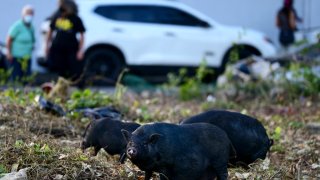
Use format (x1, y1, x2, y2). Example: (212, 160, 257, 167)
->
(281, 0, 293, 18)
(59, 0, 78, 15)
(284, 0, 293, 8)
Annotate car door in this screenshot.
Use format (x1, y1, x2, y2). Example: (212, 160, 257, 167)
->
(94, 5, 170, 65)
(149, 5, 222, 67)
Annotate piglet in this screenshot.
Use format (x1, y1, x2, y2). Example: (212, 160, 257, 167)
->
(180, 110, 273, 165)
(122, 122, 233, 180)
(81, 117, 140, 163)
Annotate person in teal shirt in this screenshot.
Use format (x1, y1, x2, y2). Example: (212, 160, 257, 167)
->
(6, 5, 35, 82)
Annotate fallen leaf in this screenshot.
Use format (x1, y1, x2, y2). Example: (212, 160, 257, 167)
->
(311, 163, 320, 169)
(261, 158, 270, 170)
(53, 174, 63, 180)
(235, 172, 251, 179)
(59, 154, 68, 160)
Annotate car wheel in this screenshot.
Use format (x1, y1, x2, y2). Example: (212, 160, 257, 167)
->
(218, 46, 260, 75)
(84, 48, 124, 85)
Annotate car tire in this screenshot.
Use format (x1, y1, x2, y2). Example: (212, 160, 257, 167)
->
(84, 48, 124, 85)
(218, 46, 260, 75)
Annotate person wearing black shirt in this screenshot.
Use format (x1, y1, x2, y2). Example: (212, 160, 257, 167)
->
(45, 0, 85, 81)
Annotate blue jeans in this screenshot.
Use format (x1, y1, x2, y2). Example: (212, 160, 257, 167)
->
(8, 57, 31, 82)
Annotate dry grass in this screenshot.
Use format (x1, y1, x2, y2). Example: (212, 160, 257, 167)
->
(0, 89, 320, 179)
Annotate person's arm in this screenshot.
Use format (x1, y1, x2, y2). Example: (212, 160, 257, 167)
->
(293, 9, 303, 23)
(289, 11, 297, 30)
(6, 22, 19, 62)
(45, 29, 53, 57)
(6, 36, 13, 62)
(276, 13, 280, 28)
(75, 16, 86, 61)
(77, 32, 84, 61)
(46, 16, 57, 57)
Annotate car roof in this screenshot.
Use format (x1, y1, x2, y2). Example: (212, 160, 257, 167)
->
(76, 0, 217, 26)
(76, 0, 181, 6)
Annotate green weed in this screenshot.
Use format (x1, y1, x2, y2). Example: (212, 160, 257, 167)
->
(66, 89, 113, 109)
(163, 60, 215, 101)
(288, 121, 304, 129)
(0, 164, 7, 176)
(272, 126, 282, 141)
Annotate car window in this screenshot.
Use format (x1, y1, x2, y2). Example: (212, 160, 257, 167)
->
(153, 6, 206, 27)
(94, 5, 209, 27)
(94, 5, 156, 23)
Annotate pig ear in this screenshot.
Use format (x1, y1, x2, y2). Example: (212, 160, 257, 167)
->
(121, 129, 132, 142)
(82, 122, 92, 137)
(148, 133, 162, 144)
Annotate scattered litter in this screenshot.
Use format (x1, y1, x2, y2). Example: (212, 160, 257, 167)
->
(311, 164, 320, 169)
(235, 172, 250, 179)
(41, 82, 54, 94)
(218, 56, 281, 86)
(58, 154, 69, 160)
(206, 95, 216, 102)
(35, 95, 66, 116)
(53, 174, 64, 180)
(47, 77, 71, 101)
(74, 106, 122, 120)
(305, 122, 320, 134)
(35, 94, 123, 121)
(59, 140, 81, 147)
(218, 42, 320, 87)
(0, 168, 28, 180)
(261, 158, 270, 170)
(121, 74, 155, 92)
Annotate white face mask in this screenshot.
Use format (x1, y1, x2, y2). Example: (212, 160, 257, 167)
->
(23, 15, 33, 24)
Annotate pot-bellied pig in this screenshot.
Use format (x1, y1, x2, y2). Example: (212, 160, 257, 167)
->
(122, 122, 233, 180)
(81, 117, 140, 163)
(180, 110, 273, 165)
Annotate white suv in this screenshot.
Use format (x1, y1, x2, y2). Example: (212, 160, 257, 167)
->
(38, 0, 276, 82)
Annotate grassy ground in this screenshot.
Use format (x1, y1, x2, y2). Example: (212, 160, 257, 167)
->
(0, 84, 319, 179)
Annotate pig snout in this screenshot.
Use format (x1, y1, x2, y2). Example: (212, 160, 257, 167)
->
(127, 147, 138, 158)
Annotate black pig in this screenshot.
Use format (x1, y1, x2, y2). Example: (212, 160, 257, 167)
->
(81, 118, 140, 163)
(122, 122, 232, 180)
(180, 110, 273, 165)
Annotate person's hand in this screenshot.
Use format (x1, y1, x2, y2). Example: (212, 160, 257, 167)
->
(6, 52, 13, 62)
(77, 50, 84, 61)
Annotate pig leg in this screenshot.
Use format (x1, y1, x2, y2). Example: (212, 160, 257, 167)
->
(119, 153, 127, 164)
(158, 169, 171, 180)
(144, 171, 153, 180)
(93, 146, 101, 156)
(213, 165, 228, 180)
(159, 174, 169, 180)
(200, 170, 216, 180)
(144, 171, 167, 180)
